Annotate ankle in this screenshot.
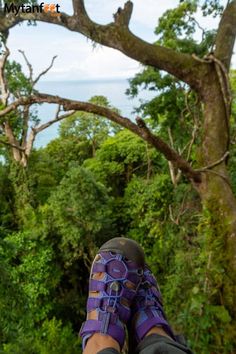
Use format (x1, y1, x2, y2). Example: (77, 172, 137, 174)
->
(145, 326, 173, 340)
(83, 333, 120, 354)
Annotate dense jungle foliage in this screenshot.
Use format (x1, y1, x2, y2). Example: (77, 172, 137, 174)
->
(1, 1, 236, 353)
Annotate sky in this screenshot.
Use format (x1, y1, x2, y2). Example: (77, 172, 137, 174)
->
(7, 0, 235, 81)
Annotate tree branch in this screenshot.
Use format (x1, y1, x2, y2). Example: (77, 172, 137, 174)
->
(0, 137, 25, 151)
(0, 92, 202, 182)
(19, 49, 57, 86)
(19, 49, 33, 83)
(72, 0, 87, 16)
(0, 43, 10, 106)
(21, 105, 30, 147)
(0, 2, 208, 92)
(196, 151, 229, 172)
(215, 0, 236, 71)
(113, 1, 133, 27)
(33, 55, 57, 85)
(34, 107, 75, 133)
(24, 107, 74, 157)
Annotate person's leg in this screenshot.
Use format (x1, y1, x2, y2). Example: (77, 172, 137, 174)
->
(83, 334, 120, 354)
(80, 237, 145, 354)
(136, 334, 193, 354)
(97, 347, 120, 354)
(128, 266, 193, 354)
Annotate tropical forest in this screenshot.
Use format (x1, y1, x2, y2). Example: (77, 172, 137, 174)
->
(0, 0, 236, 353)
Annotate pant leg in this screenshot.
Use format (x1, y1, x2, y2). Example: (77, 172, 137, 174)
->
(97, 348, 120, 354)
(135, 334, 193, 354)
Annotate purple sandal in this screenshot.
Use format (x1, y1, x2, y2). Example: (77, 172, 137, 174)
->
(128, 265, 176, 349)
(80, 237, 145, 349)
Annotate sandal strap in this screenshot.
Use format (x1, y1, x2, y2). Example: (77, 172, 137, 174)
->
(80, 319, 125, 349)
(130, 266, 176, 344)
(136, 316, 173, 340)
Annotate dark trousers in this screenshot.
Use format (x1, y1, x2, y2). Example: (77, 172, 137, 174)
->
(97, 334, 193, 354)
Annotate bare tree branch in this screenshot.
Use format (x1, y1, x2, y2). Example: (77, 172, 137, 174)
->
(34, 108, 75, 134)
(167, 127, 181, 186)
(0, 97, 31, 118)
(33, 55, 57, 85)
(18, 49, 57, 86)
(21, 105, 30, 146)
(24, 107, 75, 157)
(0, 44, 10, 106)
(0, 92, 202, 182)
(19, 49, 33, 83)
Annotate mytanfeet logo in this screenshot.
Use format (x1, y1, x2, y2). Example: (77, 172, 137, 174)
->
(3, 2, 61, 16)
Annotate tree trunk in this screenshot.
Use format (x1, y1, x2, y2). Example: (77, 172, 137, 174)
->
(195, 69, 236, 334)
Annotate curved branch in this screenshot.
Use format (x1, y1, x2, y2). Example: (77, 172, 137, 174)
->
(34, 109, 75, 133)
(0, 92, 202, 182)
(0, 2, 208, 91)
(33, 55, 57, 85)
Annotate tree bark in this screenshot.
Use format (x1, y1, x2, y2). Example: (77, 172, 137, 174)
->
(195, 67, 236, 319)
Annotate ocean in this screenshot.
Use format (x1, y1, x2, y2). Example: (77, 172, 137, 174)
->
(35, 79, 154, 148)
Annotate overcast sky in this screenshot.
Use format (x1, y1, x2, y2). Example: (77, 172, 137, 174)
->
(7, 0, 235, 81)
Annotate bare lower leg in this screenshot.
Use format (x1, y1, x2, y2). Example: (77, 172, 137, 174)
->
(145, 326, 173, 340)
(83, 333, 120, 354)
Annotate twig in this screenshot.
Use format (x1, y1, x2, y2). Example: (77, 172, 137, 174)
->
(187, 124, 198, 161)
(135, 116, 201, 182)
(19, 49, 33, 83)
(203, 251, 212, 294)
(169, 189, 189, 225)
(196, 151, 229, 172)
(34, 109, 75, 133)
(167, 127, 174, 148)
(33, 55, 57, 85)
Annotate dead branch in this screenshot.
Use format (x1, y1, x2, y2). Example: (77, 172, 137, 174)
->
(18, 49, 57, 86)
(34, 107, 75, 133)
(21, 105, 30, 147)
(0, 44, 10, 106)
(19, 49, 33, 83)
(24, 107, 75, 157)
(0, 92, 202, 182)
(33, 55, 57, 85)
(167, 127, 181, 186)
